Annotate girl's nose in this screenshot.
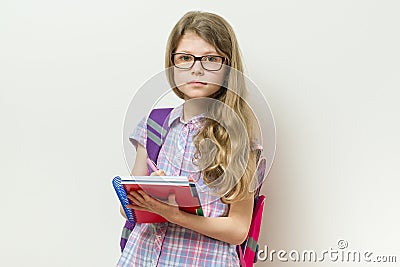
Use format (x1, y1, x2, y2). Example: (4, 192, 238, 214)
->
(191, 60, 204, 75)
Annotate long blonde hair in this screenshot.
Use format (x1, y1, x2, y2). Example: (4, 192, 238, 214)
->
(165, 11, 260, 203)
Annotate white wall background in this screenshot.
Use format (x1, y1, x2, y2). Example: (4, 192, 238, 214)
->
(1, 1, 399, 266)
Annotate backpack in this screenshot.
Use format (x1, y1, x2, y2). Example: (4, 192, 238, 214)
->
(120, 108, 267, 267)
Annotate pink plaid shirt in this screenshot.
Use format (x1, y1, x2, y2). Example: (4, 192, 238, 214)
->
(117, 103, 262, 267)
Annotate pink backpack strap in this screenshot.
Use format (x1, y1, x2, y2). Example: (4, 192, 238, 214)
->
(242, 195, 266, 266)
(238, 154, 267, 266)
(238, 245, 246, 267)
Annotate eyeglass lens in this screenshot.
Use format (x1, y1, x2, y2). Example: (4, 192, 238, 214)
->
(173, 54, 224, 71)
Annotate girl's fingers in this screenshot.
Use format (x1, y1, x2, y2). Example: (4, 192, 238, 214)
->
(167, 194, 178, 206)
(128, 191, 145, 205)
(127, 195, 138, 204)
(129, 190, 157, 208)
(126, 196, 137, 205)
(136, 190, 151, 202)
(136, 190, 160, 208)
(150, 170, 166, 176)
(126, 204, 149, 211)
(129, 191, 144, 200)
(128, 190, 177, 216)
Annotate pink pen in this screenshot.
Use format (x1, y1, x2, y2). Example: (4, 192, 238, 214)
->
(146, 158, 159, 173)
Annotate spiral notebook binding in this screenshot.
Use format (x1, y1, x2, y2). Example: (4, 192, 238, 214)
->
(112, 176, 136, 223)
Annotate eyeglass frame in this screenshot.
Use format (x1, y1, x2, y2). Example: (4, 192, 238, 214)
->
(171, 52, 226, 71)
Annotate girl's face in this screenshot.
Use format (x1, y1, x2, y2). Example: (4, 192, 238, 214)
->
(173, 32, 227, 100)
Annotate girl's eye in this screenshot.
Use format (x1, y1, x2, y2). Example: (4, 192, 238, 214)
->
(205, 56, 219, 62)
(179, 55, 192, 61)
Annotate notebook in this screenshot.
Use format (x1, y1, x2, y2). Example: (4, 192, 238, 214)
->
(112, 176, 204, 223)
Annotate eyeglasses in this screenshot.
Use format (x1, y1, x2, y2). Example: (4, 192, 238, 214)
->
(171, 53, 226, 71)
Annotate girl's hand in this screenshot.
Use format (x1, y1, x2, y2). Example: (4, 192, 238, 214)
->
(126, 169, 182, 223)
(126, 190, 181, 224)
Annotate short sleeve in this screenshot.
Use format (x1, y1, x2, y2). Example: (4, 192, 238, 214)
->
(129, 116, 147, 150)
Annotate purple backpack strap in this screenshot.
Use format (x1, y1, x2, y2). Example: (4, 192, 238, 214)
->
(120, 221, 135, 250)
(146, 108, 174, 164)
(119, 108, 173, 252)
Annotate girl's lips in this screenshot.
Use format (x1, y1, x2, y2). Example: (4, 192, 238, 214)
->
(188, 81, 207, 85)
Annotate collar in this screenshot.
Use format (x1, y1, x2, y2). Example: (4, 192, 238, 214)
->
(168, 103, 206, 131)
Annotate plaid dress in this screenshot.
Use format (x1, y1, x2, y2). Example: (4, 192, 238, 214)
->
(117, 103, 263, 267)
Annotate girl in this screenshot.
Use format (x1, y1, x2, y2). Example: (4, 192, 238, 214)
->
(117, 11, 263, 267)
